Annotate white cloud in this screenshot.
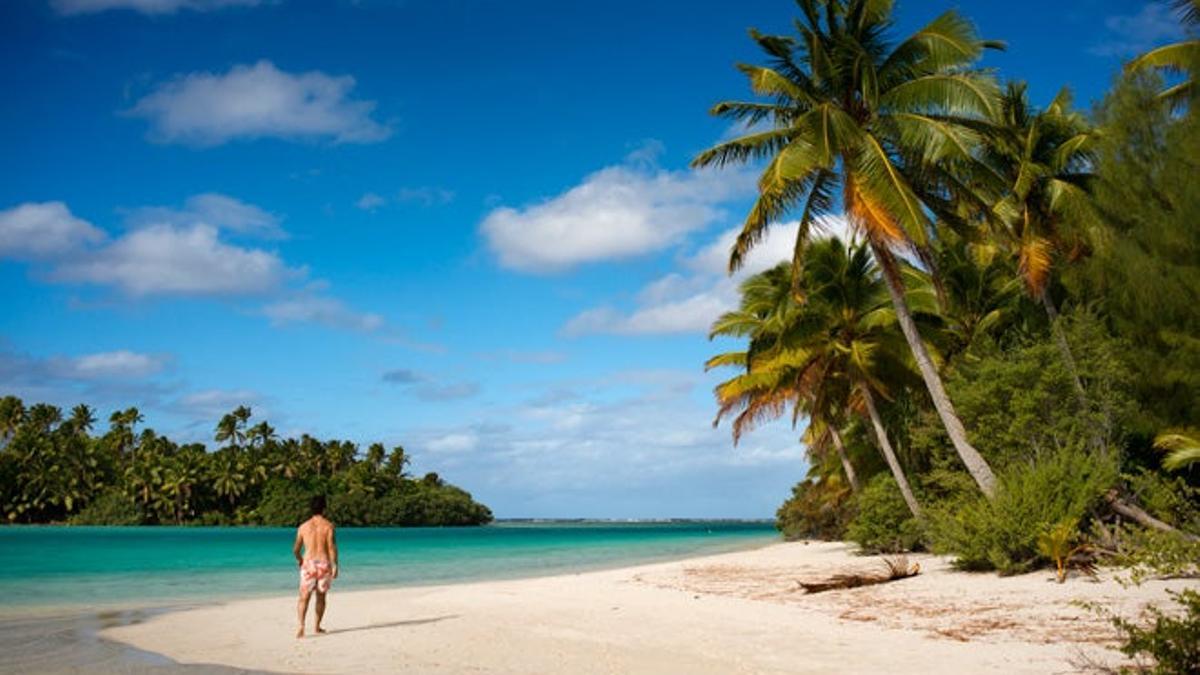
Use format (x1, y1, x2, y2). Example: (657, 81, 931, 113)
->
(53, 223, 292, 296)
(0, 201, 106, 260)
(128, 60, 391, 146)
(1090, 2, 1186, 57)
(261, 291, 385, 332)
(479, 153, 755, 272)
(127, 193, 284, 239)
(174, 389, 262, 419)
(53, 350, 169, 380)
(426, 432, 479, 454)
(51, 0, 260, 15)
(562, 216, 853, 336)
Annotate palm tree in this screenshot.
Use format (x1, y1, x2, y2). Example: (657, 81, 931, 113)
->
(386, 446, 410, 479)
(68, 404, 96, 435)
(1126, 0, 1199, 109)
(214, 406, 252, 449)
(711, 239, 924, 517)
(210, 449, 246, 512)
(0, 396, 25, 447)
(694, 0, 1001, 496)
(984, 82, 1101, 405)
(1155, 429, 1200, 471)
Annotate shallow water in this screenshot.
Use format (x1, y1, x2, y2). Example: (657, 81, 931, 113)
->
(0, 521, 777, 615)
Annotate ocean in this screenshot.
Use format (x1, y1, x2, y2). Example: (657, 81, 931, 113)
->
(0, 521, 778, 617)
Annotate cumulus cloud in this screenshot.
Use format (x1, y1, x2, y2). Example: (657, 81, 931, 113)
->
(0, 345, 174, 414)
(51, 0, 260, 15)
(54, 223, 293, 296)
(128, 60, 391, 146)
(0, 201, 106, 260)
(0, 348, 169, 383)
(563, 217, 853, 336)
(53, 350, 169, 380)
(1090, 2, 1186, 57)
(126, 193, 284, 239)
(479, 150, 755, 272)
(2, 201, 295, 296)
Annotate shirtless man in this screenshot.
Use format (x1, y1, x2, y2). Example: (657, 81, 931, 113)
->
(293, 495, 338, 638)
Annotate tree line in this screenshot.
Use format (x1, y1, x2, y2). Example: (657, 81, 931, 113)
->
(0, 399, 493, 527)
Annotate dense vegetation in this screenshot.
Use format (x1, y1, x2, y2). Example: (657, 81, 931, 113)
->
(0, 399, 493, 527)
(701, 0, 1199, 582)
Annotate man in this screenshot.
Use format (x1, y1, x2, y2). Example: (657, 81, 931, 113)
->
(293, 495, 339, 638)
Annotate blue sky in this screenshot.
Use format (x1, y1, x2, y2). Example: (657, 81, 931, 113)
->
(0, 0, 1186, 518)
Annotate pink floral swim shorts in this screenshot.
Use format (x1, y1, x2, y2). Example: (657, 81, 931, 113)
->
(300, 559, 333, 594)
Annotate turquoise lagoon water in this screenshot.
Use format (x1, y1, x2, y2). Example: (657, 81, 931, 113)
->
(0, 522, 777, 616)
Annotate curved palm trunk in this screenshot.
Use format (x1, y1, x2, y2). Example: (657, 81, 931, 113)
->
(1039, 288, 1089, 407)
(828, 426, 861, 493)
(860, 387, 922, 519)
(1039, 288, 1109, 453)
(873, 245, 998, 498)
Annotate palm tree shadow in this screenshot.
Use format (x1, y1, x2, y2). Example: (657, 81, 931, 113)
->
(322, 615, 459, 636)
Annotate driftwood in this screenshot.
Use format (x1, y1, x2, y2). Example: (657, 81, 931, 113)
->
(1105, 490, 1200, 543)
(797, 556, 921, 594)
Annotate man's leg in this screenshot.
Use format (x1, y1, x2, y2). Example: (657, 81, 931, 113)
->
(297, 587, 312, 638)
(314, 591, 327, 633)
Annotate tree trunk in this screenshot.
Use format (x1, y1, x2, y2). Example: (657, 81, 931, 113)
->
(1105, 490, 1200, 542)
(829, 426, 861, 493)
(872, 244, 998, 498)
(861, 386, 922, 519)
(1039, 288, 1089, 408)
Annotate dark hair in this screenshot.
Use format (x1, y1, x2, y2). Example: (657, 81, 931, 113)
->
(310, 495, 326, 516)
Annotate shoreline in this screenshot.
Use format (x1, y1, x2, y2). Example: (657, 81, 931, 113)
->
(99, 541, 1198, 674)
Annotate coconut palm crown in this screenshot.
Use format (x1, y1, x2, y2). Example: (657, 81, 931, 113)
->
(694, 0, 1003, 495)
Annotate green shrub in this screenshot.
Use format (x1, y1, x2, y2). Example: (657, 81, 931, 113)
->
(1111, 589, 1200, 674)
(775, 477, 854, 541)
(1113, 526, 1200, 586)
(927, 445, 1118, 574)
(846, 474, 925, 553)
(69, 489, 142, 525)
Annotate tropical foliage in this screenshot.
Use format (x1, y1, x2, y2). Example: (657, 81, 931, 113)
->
(701, 0, 1200, 598)
(0, 397, 492, 527)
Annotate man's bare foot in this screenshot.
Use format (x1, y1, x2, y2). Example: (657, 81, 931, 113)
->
(296, 626, 305, 639)
(315, 626, 327, 634)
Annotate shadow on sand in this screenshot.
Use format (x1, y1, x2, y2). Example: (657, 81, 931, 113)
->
(321, 614, 459, 636)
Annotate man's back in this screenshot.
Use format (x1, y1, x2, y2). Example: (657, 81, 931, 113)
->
(297, 515, 335, 562)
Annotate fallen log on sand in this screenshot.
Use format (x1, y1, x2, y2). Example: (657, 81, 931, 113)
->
(797, 556, 921, 594)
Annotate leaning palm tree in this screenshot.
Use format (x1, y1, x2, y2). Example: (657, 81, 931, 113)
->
(984, 82, 1102, 405)
(711, 239, 924, 517)
(694, 0, 1001, 496)
(1126, 0, 1199, 109)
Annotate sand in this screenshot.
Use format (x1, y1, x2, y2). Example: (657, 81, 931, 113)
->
(101, 541, 1197, 674)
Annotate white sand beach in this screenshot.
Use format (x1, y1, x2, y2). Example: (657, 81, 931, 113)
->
(101, 541, 1197, 674)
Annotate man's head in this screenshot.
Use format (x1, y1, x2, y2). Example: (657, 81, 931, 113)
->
(310, 494, 326, 516)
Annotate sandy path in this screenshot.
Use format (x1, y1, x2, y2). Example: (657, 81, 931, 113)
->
(101, 541, 1196, 674)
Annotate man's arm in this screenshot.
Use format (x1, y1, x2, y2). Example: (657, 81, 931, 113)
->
(293, 527, 304, 567)
(329, 527, 339, 578)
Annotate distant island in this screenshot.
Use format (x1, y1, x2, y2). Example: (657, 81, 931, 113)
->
(0, 396, 493, 527)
